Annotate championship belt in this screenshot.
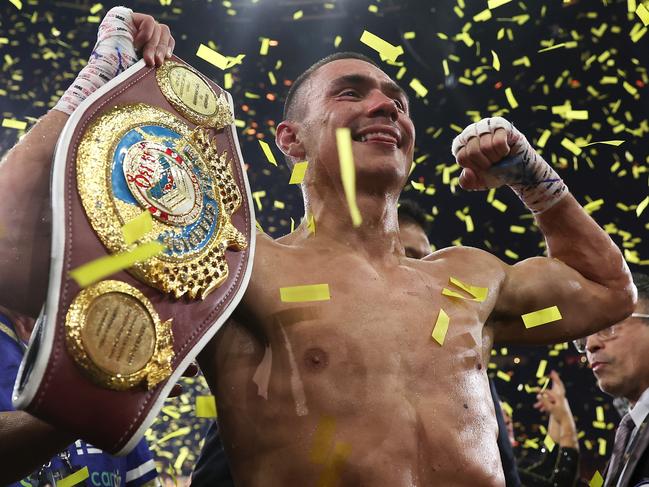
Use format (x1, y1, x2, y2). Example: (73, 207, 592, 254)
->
(12, 57, 255, 455)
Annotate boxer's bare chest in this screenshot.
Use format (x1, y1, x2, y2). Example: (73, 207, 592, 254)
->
(204, 237, 506, 486)
(233, 237, 500, 407)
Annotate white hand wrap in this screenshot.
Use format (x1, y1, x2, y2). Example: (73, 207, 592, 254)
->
(54, 7, 139, 115)
(452, 117, 568, 214)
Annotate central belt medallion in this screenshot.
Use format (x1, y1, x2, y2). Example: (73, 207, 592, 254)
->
(77, 103, 247, 300)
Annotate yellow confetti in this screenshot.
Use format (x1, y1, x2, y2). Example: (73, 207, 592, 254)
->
(488, 0, 511, 9)
(336, 128, 362, 227)
(537, 129, 551, 148)
(598, 438, 607, 456)
(560, 137, 582, 155)
(596, 405, 605, 422)
(157, 426, 191, 445)
(258, 140, 278, 166)
(536, 359, 547, 378)
(578, 139, 625, 147)
(538, 43, 567, 53)
(543, 434, 555, 452)
(431, 308, 449, 346)
(2, 118, 27, 130)
(497, 370, 511, 382)
(443, 276, 488, 302)
(505, 87, 518, 109)
(589, 471, 604, 487)
(636, 3, 649, 26)
(122, 211, 153, 245)
(289, 161, 309, 184)
(334, 35, 342, 48)
(474, 9, 493, 21)
(195, 395, 217, 418)
(491, 50, 500, 71)
(69, 241, 165, 288)
(522, 305, 562, 329)
(196, 43, 230, 70)
(259, 37, 270, 55)
(409, 78, 428, 97)
(224, 72, 233, 89)
(359, 30, 404, 62)
(8, 0, 22, 9)
(89, 3, 103, 14)
(510, 225, 526, 234)
(280, 284, 330, 303)
(310, 416, 336, 464)
(58, 467, 89, 487)
(637, 196, 649, 217)
(293, 10, 304, 20)
(317, 441, 351, 487)
(307, 214, 316, 234)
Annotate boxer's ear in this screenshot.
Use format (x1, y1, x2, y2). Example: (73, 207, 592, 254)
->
(276, 120, 306, 160)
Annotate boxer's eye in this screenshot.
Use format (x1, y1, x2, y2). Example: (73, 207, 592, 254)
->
(339, 89, 360, 98)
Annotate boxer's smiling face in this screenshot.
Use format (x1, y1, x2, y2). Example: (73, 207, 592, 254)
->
(291, 59, 416, 190)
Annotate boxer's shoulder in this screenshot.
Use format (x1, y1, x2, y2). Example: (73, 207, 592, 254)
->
(422, 245, 507, 285)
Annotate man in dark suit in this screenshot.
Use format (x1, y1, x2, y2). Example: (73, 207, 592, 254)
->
(574, 272, 649, 487)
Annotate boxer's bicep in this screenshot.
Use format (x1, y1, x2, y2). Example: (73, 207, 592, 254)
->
(490, 256, 627, 345)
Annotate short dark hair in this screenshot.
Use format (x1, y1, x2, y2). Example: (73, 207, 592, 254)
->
(632, 272, 649, 311)
(397, 199, 430, 234)
(282, 52, 380, 170)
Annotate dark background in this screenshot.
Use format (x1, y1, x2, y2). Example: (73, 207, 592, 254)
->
(1, 0, 648, 480)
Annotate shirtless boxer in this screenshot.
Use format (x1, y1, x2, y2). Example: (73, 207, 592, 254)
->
(0, 9, 635, 487)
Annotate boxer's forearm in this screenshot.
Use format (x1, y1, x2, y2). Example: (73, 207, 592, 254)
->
(0, 410, 76, 483)
(0, 110, 68, 318)
(535, 193, 635, 299)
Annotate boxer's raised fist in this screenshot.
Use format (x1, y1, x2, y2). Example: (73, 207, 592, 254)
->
(131, 12, 175, 67)
(451, 117, 524, 191)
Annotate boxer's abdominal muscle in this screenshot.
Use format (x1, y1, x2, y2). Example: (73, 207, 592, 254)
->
(199, 236, 507, 487)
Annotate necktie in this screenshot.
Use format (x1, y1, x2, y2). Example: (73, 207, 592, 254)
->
(606, 413, 636, 486)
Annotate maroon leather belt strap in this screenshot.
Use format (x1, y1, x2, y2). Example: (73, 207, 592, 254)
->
(12, 56, 255, 455)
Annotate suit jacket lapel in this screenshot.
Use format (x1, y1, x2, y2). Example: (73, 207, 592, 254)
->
(618, 416, 649, 487)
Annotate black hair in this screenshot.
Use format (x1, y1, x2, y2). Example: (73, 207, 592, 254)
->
(632, 272, 649, 310)
(281, 52, 380, 169)
(397, 199, 430, 234)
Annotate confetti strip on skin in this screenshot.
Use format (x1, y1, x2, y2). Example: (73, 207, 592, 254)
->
(359, 30, 404, 62)
(58, 467, 89, 487)
(335, 128, 362, 227)
(289, 161, 308, 184)
(122, 211, 153, 245)
(522, 306, 562, 329)
(280, 284, 330, 303)
(448, 276, 488, 302)
(317, 441, 352, 487)
(195, 395, 217, 418)
(431, 308, 449, 346)
(69, 241, 165, 288)
(259, 139, 277, 166)
(310, 415, 337, 464)
(196, 43, 229, 70)
(589, 471, 604, 487)
(543, 434, 555, 452)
